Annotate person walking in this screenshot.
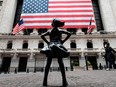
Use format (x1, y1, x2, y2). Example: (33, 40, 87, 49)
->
(104, 42, 116, 70)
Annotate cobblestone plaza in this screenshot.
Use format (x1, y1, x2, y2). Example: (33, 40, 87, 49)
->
(0, 70, 116, 87)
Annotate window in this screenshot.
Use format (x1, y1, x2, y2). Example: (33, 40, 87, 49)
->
(22, 41, 28, 49)
(0, 1, 3, 6)
(7, 41, 12, 49)
(87, 40, 93, 48)
(38, 42, 44, 48)
(70, 42, 76, 48)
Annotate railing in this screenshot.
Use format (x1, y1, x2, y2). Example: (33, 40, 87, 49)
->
(0, 49, 15, 53)
(67, 48, 81, 52)
(84, 48, 99, 50)
(16, 48, 31, 53)
(84, 48, 100, 53)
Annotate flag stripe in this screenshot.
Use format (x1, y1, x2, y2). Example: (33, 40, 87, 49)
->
(24, 25, 96, 29)
(49, 6, 92, 8)
(49, 3, 92, 6)
(22, 17, 95, 21)
(12, 19, 25, 34)
(24, 20, 95, 24)
(21, 0, 96, 29)
(48, 10, 93, 12)
(25, 23, 96, 26)
(49, 1, 91, 3)
(21, 12, 94, 16)
(21, 15, 94, 18)
(49, 0, 91, 1)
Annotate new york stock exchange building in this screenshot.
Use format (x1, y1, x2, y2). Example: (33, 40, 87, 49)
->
(0, 0, 116, 73)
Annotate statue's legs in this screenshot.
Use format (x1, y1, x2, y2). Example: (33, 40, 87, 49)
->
(58, 58, 68, 87)
(43, 57, 52, 86)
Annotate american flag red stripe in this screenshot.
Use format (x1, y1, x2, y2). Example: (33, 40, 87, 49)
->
(87, 18, 93, 33)
(21, 0, 96, 29)
(12, 19, 25, 34)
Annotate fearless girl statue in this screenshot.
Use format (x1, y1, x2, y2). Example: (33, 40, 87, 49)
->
(40, 19, 71, 87)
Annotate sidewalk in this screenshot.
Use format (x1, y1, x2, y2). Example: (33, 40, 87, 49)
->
(0, 70, 116, 87)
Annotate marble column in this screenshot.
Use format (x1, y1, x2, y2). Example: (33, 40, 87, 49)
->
(0, 54, 2, 69)
(76, 29, 84, 34)
(10, 53, 19, 72)
(30, 29, 38, 35)
(98, 0, 116, 32)
(0, 0, 17, 33)
(27, 53, 36, 72)
(79, 53, 86, 68)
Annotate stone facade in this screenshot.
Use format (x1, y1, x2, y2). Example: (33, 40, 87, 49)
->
(0, 0, 116, 73)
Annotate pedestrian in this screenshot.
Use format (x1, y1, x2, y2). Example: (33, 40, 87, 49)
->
(40, 18, 71, 87)
(104, 42, 116, 70)
(103, 39, 108, 48)
(99, 63, 103, 70)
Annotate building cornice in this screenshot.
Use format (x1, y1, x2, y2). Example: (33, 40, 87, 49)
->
(0, 33, 116, 39)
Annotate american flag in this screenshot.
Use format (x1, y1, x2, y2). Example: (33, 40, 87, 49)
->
(12, 19, 25, 34)
(87, 17, 92, 33)
(21, 0, 96, 29)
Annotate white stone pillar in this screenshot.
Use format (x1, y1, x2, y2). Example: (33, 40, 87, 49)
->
(0, 54, 2, 68)
(17, 31, 23, 35)
(98, 0, 116, 32)
(110, 0, 116, 24)
(92, 28, 97, 33)
(79, 53, 86, 68)
(27, 56, 35, 72)
(10, 53, 19, 72)
(0, 0, 17, 33)
(30, 29, 38, 35)
(97, 52, 106, 68)
(76, 29, 84, 34)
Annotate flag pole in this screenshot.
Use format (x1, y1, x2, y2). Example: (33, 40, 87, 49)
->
(87, 17, 92, 34)
(25, 28, 29, 34)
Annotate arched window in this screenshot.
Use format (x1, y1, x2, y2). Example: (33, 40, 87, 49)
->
(38, 42, 44, 48)
(70, 40, 76, 49)
(87, 40, 93, 48)
(22, 41, 28, 49)
(7, 41, 12, 49)
(70, 42, 76, 48)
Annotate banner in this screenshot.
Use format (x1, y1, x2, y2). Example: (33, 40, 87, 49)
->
(21, 0, 96, 29)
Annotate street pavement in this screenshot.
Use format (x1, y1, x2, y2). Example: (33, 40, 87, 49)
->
(0, 70, 116, 87)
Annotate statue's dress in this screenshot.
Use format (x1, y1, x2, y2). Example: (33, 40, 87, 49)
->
(40, 28, 69, 58)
